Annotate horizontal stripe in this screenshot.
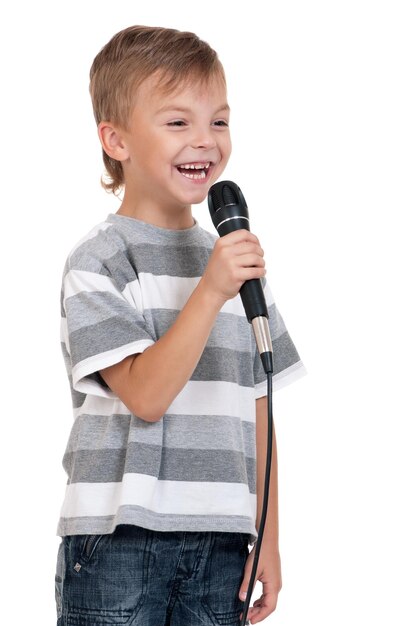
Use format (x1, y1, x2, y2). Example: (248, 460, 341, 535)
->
(191, 346, 253, 386)
(63, 269, 143, 312)
(63, 270, 125, 303)
(143, 308, 255, 352)
(137, 274, 275, 318)
(57, 504, 258, 544)
(138, 273, 201, 312)
(73, 395, 129, 418)
(139, 274, 274, 317)
(63, 271, 275, 322)
(69, 316, 153, 367)
(72, 395, 129, 420)
(63, 445, 256, 492)
(72, 375, 256, 421)
(58, 473, 256, 521)
(65, 413, 255, 454)
(62, 306, 255, 358)
(167, 380, 255, 421)
(122, 242, 212, 278)
(141, 305, 285, 354)
(65, 291, 146, 336)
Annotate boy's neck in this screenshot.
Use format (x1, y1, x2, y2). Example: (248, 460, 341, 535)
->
(117, 195, 195, 231)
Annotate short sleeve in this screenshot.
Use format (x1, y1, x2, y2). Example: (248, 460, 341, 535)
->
(61, 259, 155, 399)
(253, 281, 307, 399)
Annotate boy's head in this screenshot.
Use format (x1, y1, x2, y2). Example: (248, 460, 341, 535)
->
(89, 25, 230, 201)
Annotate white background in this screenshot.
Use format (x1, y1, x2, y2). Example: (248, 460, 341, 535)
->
(0, 1, 415, 624)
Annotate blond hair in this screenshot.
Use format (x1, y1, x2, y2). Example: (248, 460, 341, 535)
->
(89, 25, 226, 195)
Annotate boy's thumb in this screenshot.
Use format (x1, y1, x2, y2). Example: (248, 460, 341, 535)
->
(239, 554, 253, 601)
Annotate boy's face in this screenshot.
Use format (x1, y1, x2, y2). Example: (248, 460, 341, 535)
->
(119, 72, 231, 212)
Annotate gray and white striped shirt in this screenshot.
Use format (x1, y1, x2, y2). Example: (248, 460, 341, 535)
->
(57, 213, 307, 546)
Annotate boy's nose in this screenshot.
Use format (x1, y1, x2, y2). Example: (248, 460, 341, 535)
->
(190, 127, 216, 150)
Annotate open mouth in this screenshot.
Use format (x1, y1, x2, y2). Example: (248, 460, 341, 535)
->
(175, 161, 212, 180)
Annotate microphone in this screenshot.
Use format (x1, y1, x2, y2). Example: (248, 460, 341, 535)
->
(208, 180, 273, 374)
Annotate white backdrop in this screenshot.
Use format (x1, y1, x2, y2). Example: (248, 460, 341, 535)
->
(0, 1, 415, 624)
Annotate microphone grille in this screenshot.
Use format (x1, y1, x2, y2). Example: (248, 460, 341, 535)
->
(210, 188, 223, 211)
(223, 184, 238, 205)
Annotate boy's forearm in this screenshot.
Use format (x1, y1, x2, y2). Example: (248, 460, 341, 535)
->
(121, 277, 224, 421)
(256, 395, 279, 548)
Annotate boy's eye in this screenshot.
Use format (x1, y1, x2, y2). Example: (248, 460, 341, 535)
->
(167, 120, 229, 127)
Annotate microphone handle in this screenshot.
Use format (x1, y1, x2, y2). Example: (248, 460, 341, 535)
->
(240, 280, 268, 323)
(216, 214, 268, 323)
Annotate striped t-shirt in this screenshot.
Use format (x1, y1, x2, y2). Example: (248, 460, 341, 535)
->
(57, 213, 307, 546)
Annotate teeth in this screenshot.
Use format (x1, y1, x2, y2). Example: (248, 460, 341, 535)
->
(178, 162, 210, 170)
(179, 169, 207, 180)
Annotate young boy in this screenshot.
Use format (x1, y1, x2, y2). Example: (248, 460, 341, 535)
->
(55, 25, 307, 626)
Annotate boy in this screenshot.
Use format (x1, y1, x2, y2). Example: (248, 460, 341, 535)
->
(55, 25, 307, 626)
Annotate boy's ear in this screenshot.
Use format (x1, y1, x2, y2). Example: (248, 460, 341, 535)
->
(98, 122, 129, 162)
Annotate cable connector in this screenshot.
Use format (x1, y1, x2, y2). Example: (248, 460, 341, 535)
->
(252, 316, 273, 374)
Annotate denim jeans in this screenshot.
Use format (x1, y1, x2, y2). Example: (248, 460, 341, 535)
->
(55, 524, 250, 625)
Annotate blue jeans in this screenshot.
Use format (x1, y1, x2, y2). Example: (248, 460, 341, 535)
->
(55, 524, 250, 625)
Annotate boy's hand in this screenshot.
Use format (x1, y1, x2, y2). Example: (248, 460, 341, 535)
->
(239, 544, 282, 624)
(200, 230, 266, 307)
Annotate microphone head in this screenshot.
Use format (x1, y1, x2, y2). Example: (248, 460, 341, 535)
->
(208, 180, 247, 217)
(208, 180, 250, 235)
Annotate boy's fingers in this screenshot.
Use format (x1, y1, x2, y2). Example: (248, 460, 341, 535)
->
(219, 229, 259, 246)
(233, 242, 264, 257)
(252, 590, 278, 623)
(239, 586, 279, 623)
(236, 253, 265, 268)
(240, 594, 277, 624)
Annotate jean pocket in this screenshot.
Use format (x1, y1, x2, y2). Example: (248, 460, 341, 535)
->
(80, 534, 105, 562)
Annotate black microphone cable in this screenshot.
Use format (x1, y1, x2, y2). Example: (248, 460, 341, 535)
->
(240, 370, 274, 626)
(208, 181, 275, 625)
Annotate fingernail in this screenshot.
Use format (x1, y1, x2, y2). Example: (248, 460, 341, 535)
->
(241, 592, 247, 599)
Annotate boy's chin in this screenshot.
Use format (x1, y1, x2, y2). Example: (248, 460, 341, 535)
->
(173, 185, 211, 206)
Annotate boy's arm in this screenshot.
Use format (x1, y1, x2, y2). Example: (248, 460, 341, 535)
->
(256, 395, 279, 548)
(99, 229, 265, 422)
(238, 395, 281, 624)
